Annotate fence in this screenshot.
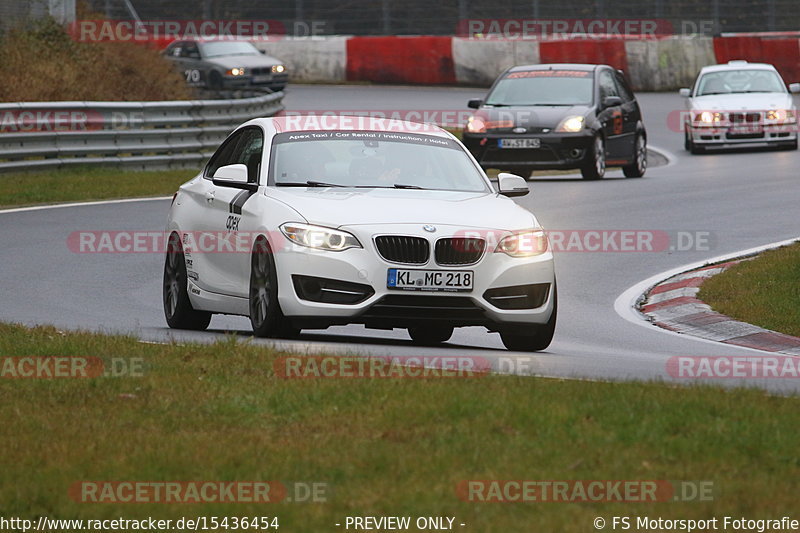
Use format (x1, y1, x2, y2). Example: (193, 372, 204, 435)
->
(0, 91, 284, 173)
(84, 0, 799, 35)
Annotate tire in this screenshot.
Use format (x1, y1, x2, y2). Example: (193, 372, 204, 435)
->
(778, 140, 798, 150)
(249, 238, 299, 338)
(580, 135, 606, 180)
(514, 168, 535, 180)
(499, 284, 557, 352)
(207, 70, 223, 90)
(408, 326, 454, 345)
(163, 233, 212, 331)
(685, 132, 705, 154)
(622, 133, 647, 178)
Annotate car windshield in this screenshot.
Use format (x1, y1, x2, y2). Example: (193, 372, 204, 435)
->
(200, 41, 261, 58)
(271, 131, 490, 192)
(696, 69, 786, 95)
(485, 70, 594, 106)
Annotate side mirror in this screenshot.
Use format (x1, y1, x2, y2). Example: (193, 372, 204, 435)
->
(789, 83, 800, 94)
(212, 164, 257, 190)
(679, 88, 691, 97)
(468, 98, 483, 109)
(602, 96, 623, 109)
(497, 173, 529, 197)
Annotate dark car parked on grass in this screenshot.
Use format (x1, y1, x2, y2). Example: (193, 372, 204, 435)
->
(462, 63, 647, 180)
(163, 39, 288, 92)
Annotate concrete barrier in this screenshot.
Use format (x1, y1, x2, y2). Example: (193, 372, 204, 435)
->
(713, 36, 800, 84)
(345, 36, 456, 85)
(135, 33, 800, 91)
(625, 37, 715, 91)
(452, 38, 540, 85)
(251, 37, 348, 83)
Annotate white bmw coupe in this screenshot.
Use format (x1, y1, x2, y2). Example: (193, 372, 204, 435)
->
(681, 60, 800, 153)
(163, 116, 557, 351)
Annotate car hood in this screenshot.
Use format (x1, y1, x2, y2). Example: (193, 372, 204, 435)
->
(690, 93, 795, 111)
(206, 54, 282, 69)
(476, 105, 592, 131)
(267, 188, 537, 231)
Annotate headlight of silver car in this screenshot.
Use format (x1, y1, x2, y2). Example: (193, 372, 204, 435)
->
(494, 229, 549, 257)
(280, 223, 362, 251)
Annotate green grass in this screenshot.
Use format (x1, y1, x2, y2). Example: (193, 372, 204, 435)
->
(2, 323, 800, 530)
(0, 167, 193, 208)
(699, 242, 800, 338)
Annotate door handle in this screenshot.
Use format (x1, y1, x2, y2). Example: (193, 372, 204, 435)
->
(205, 190, 215, 203)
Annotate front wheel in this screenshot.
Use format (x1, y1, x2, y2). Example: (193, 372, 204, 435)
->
(249, 238, 299, 338)
(580, 135, 606, 180)
(499, 284, 557, 352)
(408, 326, 454, 345)
(163, 233, 212, 330)
(622, 133, 647, 178)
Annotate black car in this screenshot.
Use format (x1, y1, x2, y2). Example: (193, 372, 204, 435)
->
(462, 63, 647, 180)
(163, 39, 288, 92)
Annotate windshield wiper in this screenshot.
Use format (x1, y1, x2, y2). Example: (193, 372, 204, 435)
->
(392, 183, 425, 189)
(276, 180, 345, 188)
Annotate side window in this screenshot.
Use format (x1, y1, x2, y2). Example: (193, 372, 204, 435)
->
(180, 42, 199, 58)
(598, 70, 619, 100)
(231, 128, 264, 183)
(204, 127, 264, 183)
(205, 130, 246, 179)
(614, 72, 634, 102)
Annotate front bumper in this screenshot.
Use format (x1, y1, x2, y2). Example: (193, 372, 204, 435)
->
(687, 123, 797, 146)
(271, 224, 556, 331)
(463, 131, 595, 170)
(223, 73, 289, 90)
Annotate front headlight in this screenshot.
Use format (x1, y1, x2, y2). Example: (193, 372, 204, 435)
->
(494, 229, 549, 258)
(466, 115, 486, 133)
(272, 64, 286, 73)
(694, 111, 723, 124)
(226, 68, 246, 76)
(280, 223, 362, 251)
(556, 115, 584, 133)
(765, 109, 796, 123)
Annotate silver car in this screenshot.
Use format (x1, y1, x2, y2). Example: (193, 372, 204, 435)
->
(164, 39, 288, 92)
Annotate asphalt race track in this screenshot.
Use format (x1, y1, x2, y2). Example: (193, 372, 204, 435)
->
(2, 86, 798, 391)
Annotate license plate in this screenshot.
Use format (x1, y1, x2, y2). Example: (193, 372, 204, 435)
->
(729, 126, 762, 135)
(252, 75, 271, 83)
(387, 269, 473, 292)
(499, 138, 540, 149)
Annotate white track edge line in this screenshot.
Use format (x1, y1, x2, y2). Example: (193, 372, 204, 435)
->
(0, 196, 172, 215)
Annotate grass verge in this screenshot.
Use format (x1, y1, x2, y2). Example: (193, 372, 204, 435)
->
(0, 167, 193, 208)
(699, 242, 800, 338)
(1, 323, 799, 531)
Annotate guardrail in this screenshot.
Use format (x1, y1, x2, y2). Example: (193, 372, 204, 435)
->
(0, 91, 284, 173)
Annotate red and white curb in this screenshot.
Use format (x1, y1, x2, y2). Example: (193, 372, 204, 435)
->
(616, 238, 800, 355)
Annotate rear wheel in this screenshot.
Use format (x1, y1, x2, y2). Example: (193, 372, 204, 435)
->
(622, 133, 647, 178)
(580, 135, 605, 180)
(499, 284, 557, 352)
(249, 238, 299, 338)
(163, 233, 211, 330)
(408, 326, 454, 345)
